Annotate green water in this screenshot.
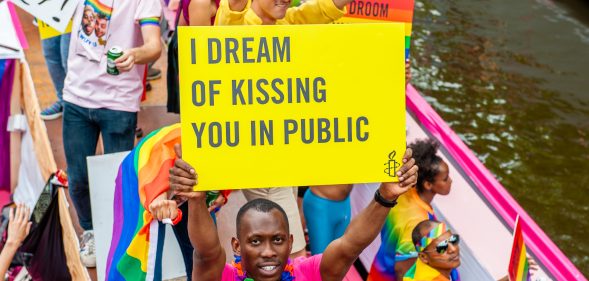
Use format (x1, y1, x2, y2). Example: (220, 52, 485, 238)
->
(410, 0, 589, 277)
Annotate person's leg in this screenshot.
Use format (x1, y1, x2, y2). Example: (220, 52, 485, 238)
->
(302, 188, 335, 255)
(62, 102, 99, 231)
(96, 108, 137, 154)
(58, 33, 71, 103)
(40, 35, 67, 120)
(333, 195, 351, 240)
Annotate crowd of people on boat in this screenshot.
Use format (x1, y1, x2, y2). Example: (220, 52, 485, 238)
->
(0, 0, 543, 279)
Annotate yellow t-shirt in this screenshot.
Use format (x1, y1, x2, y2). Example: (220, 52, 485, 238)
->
(214, 0, 345, 25)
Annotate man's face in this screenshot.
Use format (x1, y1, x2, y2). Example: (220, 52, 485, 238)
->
(233, 209, 293, 281)
(82, 8, 96, 36)
(95, 17, 107, 38)
(258, 0, 291, 21)
(419, 228, 461, 270)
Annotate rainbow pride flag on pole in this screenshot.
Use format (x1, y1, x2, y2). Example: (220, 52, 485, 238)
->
(508, 215, 531, 281)
(106, 124, 181, 281)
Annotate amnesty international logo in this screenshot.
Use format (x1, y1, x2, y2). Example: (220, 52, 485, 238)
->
(384, 151, 400, 177)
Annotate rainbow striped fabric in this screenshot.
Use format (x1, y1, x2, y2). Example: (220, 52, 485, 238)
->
(336, 0, 415, 59)
(86, 0, 113, 19)
(106, 124, 181, 281)
(139, 17, 160, 26)
(508, 216, 531, 281)
(368, 188, 436, 281)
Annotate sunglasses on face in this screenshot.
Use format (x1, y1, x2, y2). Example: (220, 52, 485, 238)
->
(425, 234, 460, 254)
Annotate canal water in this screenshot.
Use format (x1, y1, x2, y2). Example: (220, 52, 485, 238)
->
(410, 0, 589, 276)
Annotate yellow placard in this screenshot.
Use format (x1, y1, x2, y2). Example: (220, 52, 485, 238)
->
(178, 23, 406, 191)
(38, 19, 73, 40)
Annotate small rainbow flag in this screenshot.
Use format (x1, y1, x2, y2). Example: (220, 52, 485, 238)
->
(105, 124, 181, 281)
(508, 215, 531, 281)
(86, 0, 113, 19)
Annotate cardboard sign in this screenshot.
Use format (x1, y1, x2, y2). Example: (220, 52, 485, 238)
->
(336, 0, 414, 58)
(38, 19, 73, 40)
(9, 0, 79, 32)
(178, 24, 406, 191)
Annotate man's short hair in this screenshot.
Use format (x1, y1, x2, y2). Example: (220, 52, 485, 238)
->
(97, 12, 107, 20)
(236, 198, 290, 236)
(412, 219, 441, 247)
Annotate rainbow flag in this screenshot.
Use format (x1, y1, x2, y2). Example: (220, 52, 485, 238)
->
(86, 0, 113, 19)
(508, 216, 531, 281)
(336, 0, 415, 59)
(106, 124, 181, 281)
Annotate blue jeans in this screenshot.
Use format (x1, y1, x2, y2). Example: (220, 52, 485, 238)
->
(41, 33, 71, 103)
(63, 101, 137, 230)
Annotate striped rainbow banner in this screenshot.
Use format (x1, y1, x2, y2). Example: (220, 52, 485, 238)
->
(336, 0, 414, 59)
(105, 124, 181, 281)
(508, 216, 531, 281)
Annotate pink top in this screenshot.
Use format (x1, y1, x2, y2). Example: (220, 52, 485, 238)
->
(222, 254, 323, 281)
(64, 0, 162, 112)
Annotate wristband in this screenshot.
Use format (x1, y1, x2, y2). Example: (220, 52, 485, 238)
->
(374, 189, 398, 208)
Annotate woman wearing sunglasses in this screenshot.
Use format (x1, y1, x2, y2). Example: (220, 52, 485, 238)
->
(368, 138, 458, 281)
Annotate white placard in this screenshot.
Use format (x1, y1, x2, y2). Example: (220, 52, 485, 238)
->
(0, 2, 23, 59)
(9, 0, 80, 32)
(87, 152, 186, 281)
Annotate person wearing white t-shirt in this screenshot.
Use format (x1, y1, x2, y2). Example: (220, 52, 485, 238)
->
(62, 0, 162, 267)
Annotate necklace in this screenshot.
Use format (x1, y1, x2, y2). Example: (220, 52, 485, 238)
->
(232, 255, 295, 281)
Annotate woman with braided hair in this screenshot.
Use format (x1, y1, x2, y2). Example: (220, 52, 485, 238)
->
(368, 138, 459, 281)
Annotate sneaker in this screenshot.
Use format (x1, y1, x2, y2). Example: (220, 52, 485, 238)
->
(146, 67, 161, 81)
(40, 102, 63, 121)
(80, 230, 96, 268)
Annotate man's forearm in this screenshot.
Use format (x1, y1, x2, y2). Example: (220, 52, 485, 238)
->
(341, 197, 391, 257)
(187, 198, 224, 259)
(187, 197, 226, 280)
(129, 41, 161, 65)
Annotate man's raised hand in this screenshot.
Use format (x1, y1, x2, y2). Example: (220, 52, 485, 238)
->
(380, 148, 418, 200)
(169, 143, 205, 200)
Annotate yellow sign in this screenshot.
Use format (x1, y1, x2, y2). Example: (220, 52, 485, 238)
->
(38, 19, 72, 40)
(178, 23, 406, 191)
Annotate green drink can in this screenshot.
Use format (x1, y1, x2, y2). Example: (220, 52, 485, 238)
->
(107, 46, 123, 75)
(206, 191, 220, 208)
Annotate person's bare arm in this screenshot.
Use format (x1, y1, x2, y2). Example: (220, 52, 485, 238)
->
(395, 258, 416, 280)
(188, 0, 216, 25)
(320, 149, 418, 280)
(116, 24, 162, 72)
(0, 205, 31, 278)
(169, 144, 225, 281)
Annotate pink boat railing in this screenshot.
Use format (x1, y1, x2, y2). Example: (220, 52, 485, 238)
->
(406, 84, 586, 281)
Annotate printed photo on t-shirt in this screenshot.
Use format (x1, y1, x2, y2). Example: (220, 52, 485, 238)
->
(75, 0, 113, 61)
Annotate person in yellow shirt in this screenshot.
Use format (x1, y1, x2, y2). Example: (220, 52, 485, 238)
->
(213, 0, 348, 26)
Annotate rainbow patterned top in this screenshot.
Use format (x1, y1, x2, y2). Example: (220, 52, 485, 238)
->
(368, 188, 435, 281)
(402, 258, 452, 281)
(105, 124, 181, 281)
(86, 0, 113, 19)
